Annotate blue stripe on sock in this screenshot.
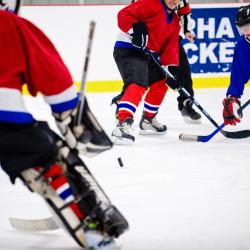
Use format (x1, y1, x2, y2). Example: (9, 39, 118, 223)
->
(144, 103, 159, 112)
(118, 103, 136, 113)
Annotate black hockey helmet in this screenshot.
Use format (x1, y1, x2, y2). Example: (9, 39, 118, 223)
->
(236, 4, 250, 28)
(0, 0, 21, 14)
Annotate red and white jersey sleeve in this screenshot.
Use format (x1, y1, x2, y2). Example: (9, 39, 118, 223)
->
(0, 11, 78, 124)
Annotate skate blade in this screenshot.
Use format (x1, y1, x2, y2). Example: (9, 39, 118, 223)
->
(138, 129, 167, 135)
(111, 136, 134, 145)
(182, 116, 202, 124)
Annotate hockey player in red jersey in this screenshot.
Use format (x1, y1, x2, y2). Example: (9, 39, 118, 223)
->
(111, 0, 182, 145)
(0, 2, 128, 249)
(111, 0, 201, 129)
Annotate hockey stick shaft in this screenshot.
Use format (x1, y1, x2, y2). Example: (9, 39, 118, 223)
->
(76, 21, 96, 126)
(178, 88, 220, 128)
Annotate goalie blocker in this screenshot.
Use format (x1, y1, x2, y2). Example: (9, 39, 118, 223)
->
(0, 121, 128, 249)
(54, 97, 113, 157)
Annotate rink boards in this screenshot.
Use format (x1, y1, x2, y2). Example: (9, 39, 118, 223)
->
(20, 3, 249, 93)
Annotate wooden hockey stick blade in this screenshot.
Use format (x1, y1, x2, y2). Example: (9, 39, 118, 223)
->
(179, 133, 199, 142)
(9, 217, 60, 231)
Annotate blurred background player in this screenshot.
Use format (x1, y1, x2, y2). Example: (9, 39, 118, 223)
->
(111, 0, 182, 145)
(111, 0, 201, 145)
(0, 2, 128, 249)
(222, 4, 250, 126)
(177, 0, 201, 123)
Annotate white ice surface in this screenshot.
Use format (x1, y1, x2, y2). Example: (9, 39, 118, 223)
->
(1, 88, 250, 250)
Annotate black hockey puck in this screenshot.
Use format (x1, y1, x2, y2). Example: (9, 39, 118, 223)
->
(118, 157, 124, 167)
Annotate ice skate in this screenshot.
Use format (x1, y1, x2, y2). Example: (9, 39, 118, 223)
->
(139, 112, 167, 135)
(84, 228, 120, 250)
(181, 99, 201, 124)
(111, 118, 135, 145)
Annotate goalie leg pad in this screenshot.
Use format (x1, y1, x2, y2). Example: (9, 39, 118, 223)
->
(60, 148, 129, 238)
(100, 205, 129, 238)
(20, 166, 88, 248)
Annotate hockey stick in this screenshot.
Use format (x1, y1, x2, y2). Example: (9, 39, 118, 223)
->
(73, 21, 113, 156)
(178, 88, 250, 140)
(179, 98, 250, 142)
(146, 49, 250, 140)
(9, 217, 60, 231)
(76, 21, 96, 126)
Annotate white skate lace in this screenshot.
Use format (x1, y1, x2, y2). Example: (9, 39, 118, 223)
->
(151, 117, 164, 129)
(120, 122, 133, 135)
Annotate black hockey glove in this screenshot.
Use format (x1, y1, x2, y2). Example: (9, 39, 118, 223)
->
(165, 66, 180, 91)
(54, 97, 113, 157)
(131, 22, 148, 49)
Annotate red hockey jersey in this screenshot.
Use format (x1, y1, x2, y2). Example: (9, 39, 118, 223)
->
(0, 10, 78, 124)
(115, 0, 181, 66)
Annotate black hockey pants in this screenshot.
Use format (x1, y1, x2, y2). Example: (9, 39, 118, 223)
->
(0, 121, 58, 183)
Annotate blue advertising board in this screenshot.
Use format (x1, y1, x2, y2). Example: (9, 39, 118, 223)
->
(182, 7, 241, 74)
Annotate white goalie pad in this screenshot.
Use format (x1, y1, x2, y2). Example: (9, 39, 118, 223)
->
(20, 168, 88, 248)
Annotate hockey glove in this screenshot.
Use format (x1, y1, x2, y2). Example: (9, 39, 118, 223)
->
(54, 97, 113, 156)
(222, 96, 242, 125)
(131, 22, 148, 49)
(165, 66, 180, 91)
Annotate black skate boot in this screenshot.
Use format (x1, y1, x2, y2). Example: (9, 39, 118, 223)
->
(181, 99, 201, 124)
(139, 112, 167, 135)
(111, 118, 135, 145)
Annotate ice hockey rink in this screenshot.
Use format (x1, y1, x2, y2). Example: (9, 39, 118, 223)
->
(1, 87, 250, 250)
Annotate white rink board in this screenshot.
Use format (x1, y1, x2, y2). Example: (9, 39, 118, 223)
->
(21, 5, 124, 82)
(20, 3, 244, 83)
